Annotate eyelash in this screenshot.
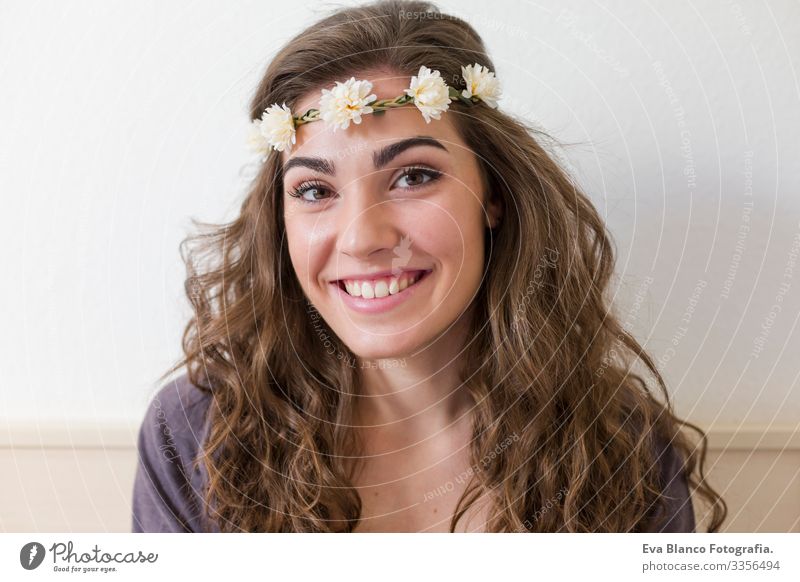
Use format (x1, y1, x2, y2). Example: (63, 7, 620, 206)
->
(287, 165, 443, 205)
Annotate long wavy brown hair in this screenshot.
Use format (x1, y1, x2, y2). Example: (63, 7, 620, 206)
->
(159, 0, 726, 532)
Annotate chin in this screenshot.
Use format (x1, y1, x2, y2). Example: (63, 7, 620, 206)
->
(343, 333, 421, 363)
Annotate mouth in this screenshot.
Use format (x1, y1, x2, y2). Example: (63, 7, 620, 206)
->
(328, 268, 434, 314)
(332, 269, 432, 298)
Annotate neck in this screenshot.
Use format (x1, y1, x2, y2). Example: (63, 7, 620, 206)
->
(354, 309, 475, 441)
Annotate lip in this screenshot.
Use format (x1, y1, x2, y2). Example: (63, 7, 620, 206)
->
(330, 269, 433, 314)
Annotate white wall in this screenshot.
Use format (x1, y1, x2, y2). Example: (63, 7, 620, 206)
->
(1, 0, 798, 439)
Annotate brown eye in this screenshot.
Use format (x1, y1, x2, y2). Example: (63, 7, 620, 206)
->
(403, 170, 425, 186)
(393, 166, 442, 189)
(288, 180, 334, 204)
(304, 187, 328, 201)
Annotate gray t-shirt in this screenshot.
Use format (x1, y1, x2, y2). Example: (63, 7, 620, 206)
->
(131, 374, 696, 532)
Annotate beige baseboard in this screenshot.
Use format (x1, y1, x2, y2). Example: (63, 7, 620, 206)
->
(704, 425, 800, 451)
(0, 421, 140, 449)
(3, 421, 798, 451)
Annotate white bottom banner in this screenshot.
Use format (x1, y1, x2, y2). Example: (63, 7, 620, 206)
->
(2, 533, 798, 581)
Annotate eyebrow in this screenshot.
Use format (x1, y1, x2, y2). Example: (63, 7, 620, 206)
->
(282, 135, 449, 176)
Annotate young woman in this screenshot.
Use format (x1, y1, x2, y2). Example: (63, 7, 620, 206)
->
(132, 0, 726, 533)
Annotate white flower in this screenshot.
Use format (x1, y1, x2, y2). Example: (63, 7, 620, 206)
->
(247, 119, 271, 159)
(404, 65, 451, 123)
(250, 103, 296, 154)
(460, 63, 501, 108)
(318, 77, 377, 131)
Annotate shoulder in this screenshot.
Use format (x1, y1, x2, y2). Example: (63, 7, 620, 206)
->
(642, 432, 696, 532)
(142, 373, 214, 446)
(132, 373, 216, 532)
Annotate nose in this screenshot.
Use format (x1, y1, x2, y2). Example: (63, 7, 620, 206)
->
(335, 182, 403, 260)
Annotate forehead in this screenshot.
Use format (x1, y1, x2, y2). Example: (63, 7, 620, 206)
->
(281, 71, 465, 164)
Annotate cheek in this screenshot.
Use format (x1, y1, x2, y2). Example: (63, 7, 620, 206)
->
(284, 217, 329, 289)
(405, 198, 485, 279)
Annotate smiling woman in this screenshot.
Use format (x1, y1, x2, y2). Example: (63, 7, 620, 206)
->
(132, 0, 726, 533)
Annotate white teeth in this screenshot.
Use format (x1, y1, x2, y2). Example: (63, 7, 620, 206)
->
(374, 280, 389, 298)
(344, 280, 362, 297)
(339, 271, 426, 299)
(361, 281, 375, 299)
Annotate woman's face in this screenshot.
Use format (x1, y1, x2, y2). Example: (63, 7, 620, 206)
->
(281, 70, 501, 360)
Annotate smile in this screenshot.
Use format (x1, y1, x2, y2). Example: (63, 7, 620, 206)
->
(329, 269, 433, 314)
(337, 269, 429, 298)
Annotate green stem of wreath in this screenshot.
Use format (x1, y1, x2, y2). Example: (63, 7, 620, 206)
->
(371, 94, 413, 116)
(449, 85, 477, 105)
(293, 108, 321, 127)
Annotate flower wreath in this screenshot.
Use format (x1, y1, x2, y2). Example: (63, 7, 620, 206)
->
(248, 63, 501, 157)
